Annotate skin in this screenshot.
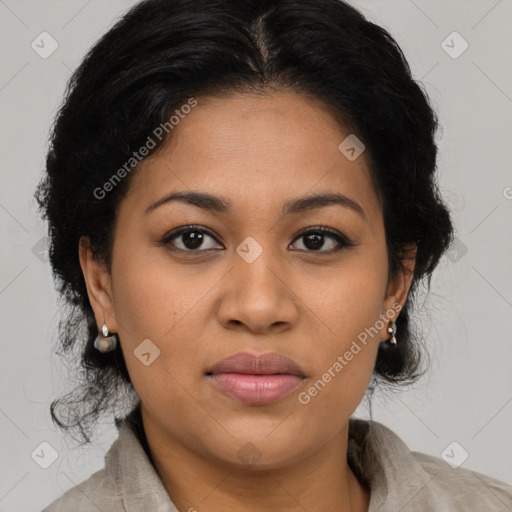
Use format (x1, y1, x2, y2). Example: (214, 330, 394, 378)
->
(79, 90, 416, 512)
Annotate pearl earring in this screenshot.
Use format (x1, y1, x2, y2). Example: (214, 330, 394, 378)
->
(386, 321, 397, 345)
(94, 322, 118, 353)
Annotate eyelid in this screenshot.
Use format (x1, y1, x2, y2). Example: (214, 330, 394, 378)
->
(160, 224, 223, 249)
(160, 224, 355, 252)
(291, 225, 354, 247)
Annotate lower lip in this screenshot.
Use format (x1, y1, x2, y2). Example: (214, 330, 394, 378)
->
(207, 373, 305, 405)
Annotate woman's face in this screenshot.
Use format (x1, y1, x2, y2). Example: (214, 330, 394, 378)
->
(81, 90, 414, 468)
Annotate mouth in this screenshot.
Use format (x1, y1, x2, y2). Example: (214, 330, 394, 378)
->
(205, 352, 306, 405)
(206, 351, 306, 377)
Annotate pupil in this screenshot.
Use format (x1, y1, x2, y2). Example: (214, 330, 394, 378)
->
(183, 231, 203, 249)
(181, 232, 326, 250)
(304, 233, 323, 250)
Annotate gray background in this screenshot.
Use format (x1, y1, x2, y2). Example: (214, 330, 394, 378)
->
(0, 0, 511, 510)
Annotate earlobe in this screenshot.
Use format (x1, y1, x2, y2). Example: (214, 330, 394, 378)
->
(78, 237, 116, 331)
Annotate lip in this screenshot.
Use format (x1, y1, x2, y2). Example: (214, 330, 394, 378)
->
(207, 352, 306, 377)
(206, 352, 306, 405)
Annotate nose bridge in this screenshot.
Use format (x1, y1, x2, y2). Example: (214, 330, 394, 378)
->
(219, 235, 297, 332)
(234, 235, 283, 300)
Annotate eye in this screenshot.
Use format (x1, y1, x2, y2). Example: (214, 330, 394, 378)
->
(160, 225, 223, 252)
(160, 224, 355, 255)
(290, 226, 354, 253)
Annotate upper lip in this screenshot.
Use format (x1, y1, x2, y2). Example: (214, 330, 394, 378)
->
(206, 352, 306, 377)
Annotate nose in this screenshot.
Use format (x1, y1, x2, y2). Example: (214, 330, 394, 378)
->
(216, 246, 299, 335)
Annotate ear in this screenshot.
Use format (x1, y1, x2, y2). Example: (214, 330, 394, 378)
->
(78, 236, 117, 333)
(380, 243, 417, 338)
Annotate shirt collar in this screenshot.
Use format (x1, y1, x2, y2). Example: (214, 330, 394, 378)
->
(106, 418, 178, 511)
(106, 410, 442, 511)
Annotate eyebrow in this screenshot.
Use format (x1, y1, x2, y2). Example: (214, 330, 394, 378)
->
(144, 190, 366, 221)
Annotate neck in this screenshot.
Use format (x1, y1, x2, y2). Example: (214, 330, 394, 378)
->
(135, 404, 370, 512)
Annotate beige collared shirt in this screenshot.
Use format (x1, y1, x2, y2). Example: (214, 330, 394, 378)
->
(42, 412, 512, 511)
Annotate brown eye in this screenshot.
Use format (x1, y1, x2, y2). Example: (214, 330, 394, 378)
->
(290, 227, 354, 253)
(161, 225, 223, 252)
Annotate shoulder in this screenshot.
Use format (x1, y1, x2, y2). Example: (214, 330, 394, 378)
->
(349, 417, 512, 511)
(41, 467, 120, 512)
(410, 450, 512, 510)
(41, 426, 127, 512)
(41, 415, 175, 512)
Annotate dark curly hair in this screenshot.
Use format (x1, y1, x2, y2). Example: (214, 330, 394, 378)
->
(34, 0, 454, 445)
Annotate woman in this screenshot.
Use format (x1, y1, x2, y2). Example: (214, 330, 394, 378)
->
(36, 0, 512, 510)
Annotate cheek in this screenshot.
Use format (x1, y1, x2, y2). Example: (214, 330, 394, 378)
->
(294, 271, 384, 430)
(111, 245, 209, 339)
(110, 247, 219, 394)
(295, 346, 376, 445)
(298, 247, 389, 344)
(293, 249, 387, 402)
(111, 253, 204, 420)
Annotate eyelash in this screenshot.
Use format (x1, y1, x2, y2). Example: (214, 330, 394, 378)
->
(159, 224, 355, 255)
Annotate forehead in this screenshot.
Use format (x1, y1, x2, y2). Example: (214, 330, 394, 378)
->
(122, 90, 381, 220)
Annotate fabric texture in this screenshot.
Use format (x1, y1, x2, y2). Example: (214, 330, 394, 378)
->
(42, 404, 512, 511)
